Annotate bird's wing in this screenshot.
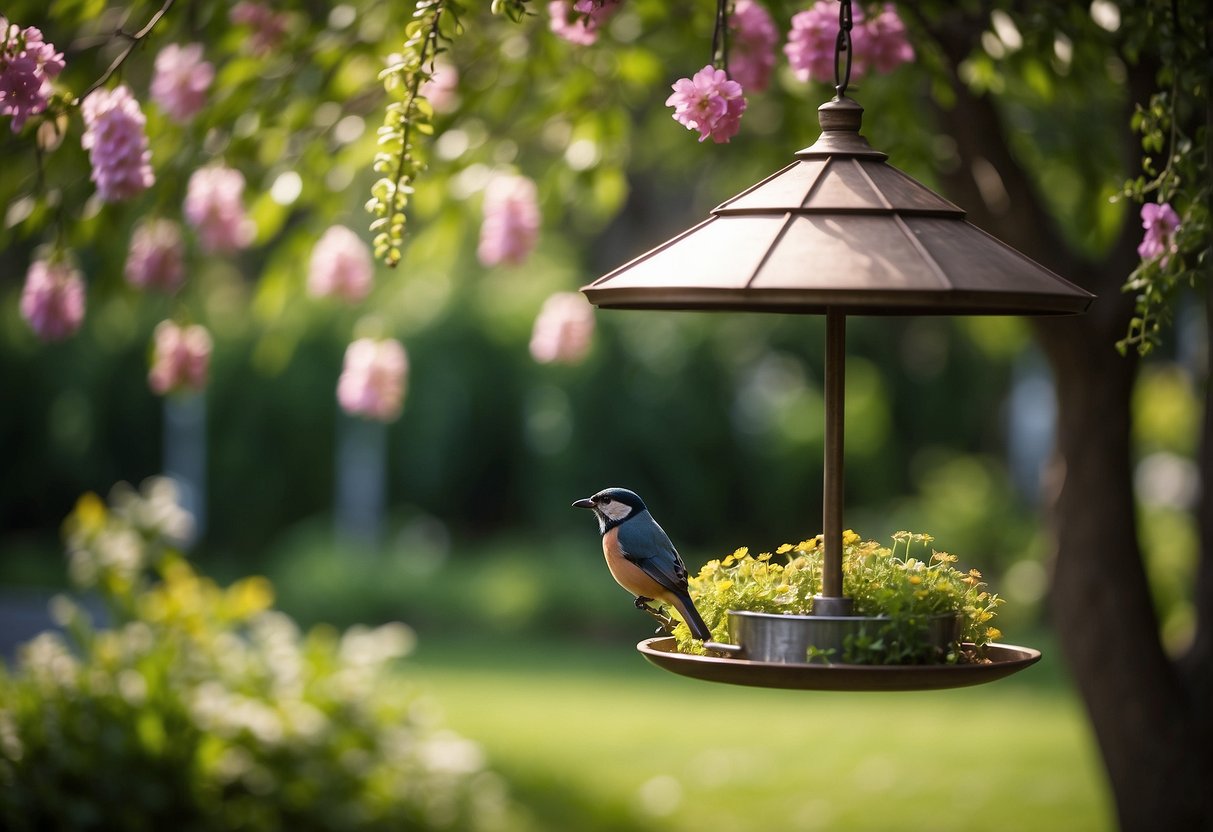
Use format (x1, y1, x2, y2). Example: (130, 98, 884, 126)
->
(616, 511, 689, 592)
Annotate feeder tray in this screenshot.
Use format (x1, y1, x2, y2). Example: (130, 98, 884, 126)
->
(582, 76, 1089, 690)
(638, 637, 1042, 692)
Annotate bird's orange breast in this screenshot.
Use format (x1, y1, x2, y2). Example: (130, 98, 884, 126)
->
(602, 526, 673, 603)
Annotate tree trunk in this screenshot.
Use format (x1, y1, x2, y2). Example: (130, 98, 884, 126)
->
(914, 7, 1213, 829)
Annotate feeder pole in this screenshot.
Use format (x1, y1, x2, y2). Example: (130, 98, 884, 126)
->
(816, 307, 853, 616)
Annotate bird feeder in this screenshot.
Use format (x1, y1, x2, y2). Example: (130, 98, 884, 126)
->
(579, 8, 1091, 691)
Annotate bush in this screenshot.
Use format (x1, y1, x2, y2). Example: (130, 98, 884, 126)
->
(0, 479, 517, 832)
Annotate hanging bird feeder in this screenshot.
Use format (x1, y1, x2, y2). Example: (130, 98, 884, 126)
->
(580, 1, 1091, 691)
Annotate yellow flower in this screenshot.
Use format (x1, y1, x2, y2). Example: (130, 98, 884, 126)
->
(931, 551, 958, 564)
(968, 568, 983, 579)
(843, 529, 860, 546)
(776, 543, 793, 554)
(227, 575, 274, 618)
(717, 580, 734, 591)
(758, 551, 772, 561)
(733, 547, 749, 560)
(908, 575, 922, 585)
(722, 556, 735, 567)
(985, 627, 1003, 641)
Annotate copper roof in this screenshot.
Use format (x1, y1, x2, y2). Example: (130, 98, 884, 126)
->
(583, 97, 1093, 316)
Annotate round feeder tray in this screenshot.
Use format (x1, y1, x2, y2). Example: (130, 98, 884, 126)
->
(637, 637, 1041, 692)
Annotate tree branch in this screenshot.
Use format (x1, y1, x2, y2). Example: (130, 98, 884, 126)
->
(76, 0, 176, 104)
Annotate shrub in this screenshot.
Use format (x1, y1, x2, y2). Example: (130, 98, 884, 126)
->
(0, 479, 516, 832)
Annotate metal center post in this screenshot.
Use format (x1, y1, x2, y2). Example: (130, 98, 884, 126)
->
(815, 307, 854, 616)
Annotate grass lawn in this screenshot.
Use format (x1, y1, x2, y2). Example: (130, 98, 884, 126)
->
(408, 632, 1113, 832)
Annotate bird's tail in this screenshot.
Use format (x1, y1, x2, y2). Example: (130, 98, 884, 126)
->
(671, 591, 712, 641)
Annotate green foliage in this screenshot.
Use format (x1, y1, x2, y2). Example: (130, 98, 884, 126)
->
(369, 0, 461, 266)
(1115, 2, 1212, 356)
(673, 530, 1003, 664)
(0, 480, 516, 832)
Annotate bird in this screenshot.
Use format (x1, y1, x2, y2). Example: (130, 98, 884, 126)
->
(572, 487, 712, 641)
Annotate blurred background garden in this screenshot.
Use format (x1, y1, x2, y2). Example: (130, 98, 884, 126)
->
(1, 0, 1208, 829)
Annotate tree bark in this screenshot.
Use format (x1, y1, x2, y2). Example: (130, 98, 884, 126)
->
(913, 5, 1213, 829)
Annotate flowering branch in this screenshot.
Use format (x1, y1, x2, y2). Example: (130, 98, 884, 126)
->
(1116, 0, 1212, 356)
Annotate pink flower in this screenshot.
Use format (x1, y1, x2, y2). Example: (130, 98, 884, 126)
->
(229, 2, 289, 57)
(20, 258, 85, 342)
(478, 174, 541, 267)
(549, 0, 620, 46)
(420, 58, 459, 113)
(148, 320, 212, 395)
(1137, 202, 1181, 265)
(150, 43, 214, 123)
(666, 65, 747, 144)
(80, 85, 154, 203)
(530, 292, 595, 365)
(184, 165, 255, 254)
(125, 219, 185, 293)
(0, 18, 64, 133)
(729, 0, 779, 93)
(309, 225, 374, 303)
(785, 1, 856, 84)
(337, 337, 408, 423)
(852, 3, 913, 74)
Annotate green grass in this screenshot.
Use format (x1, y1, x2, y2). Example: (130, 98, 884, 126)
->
(407, 633, 1114, 832)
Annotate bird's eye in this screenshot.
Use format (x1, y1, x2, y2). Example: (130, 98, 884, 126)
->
(601, 497, 612, 505)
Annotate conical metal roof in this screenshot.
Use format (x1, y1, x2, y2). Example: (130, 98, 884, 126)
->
(582, 97, 1093, 316)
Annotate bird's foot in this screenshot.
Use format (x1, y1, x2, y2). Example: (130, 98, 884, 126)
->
(634, 598, 677, 635)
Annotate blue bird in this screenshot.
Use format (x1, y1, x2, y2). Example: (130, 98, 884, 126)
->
(572, 487, 712, 641)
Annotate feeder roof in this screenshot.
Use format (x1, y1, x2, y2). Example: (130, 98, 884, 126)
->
(582, 97, 1094, 316)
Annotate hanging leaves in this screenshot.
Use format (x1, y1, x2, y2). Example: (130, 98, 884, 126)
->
(366, 0, 462, 267)
(1115, 3, 1212, 357)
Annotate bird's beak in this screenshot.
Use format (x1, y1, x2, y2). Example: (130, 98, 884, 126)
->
(571, 498, 595, 509)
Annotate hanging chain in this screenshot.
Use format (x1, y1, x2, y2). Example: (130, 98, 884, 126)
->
(834, 0, 853, 97)
(711, 0, 731, 75)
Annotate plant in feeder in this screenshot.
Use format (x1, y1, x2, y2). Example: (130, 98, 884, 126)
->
(672, 531, 1004, 665)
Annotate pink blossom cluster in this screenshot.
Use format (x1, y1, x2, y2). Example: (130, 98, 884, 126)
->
(80, 85, 154, 203)
(0, 17, 64, 133)
(20, 258, 85, 342)
(148, 320, 212, 395)
(1137, 202, 1181, 265)
(549, 0, 621, 46)
(666, 65, 747, 144)
(309, 225, 374, 303)
(785, 1, 913, 84)
(530, 292, 595, 365)
(729, 0, 779, 93)
(229, 2, 290, 57)
(478, 174, 541, 267)
(184, 165, 255, 254)
(125, 219, 186, 293)
(150, 43, 214, 123)
(852, 3, 914, 74)
(784, 1, 847, 83)
(337, 337, 409, 422)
